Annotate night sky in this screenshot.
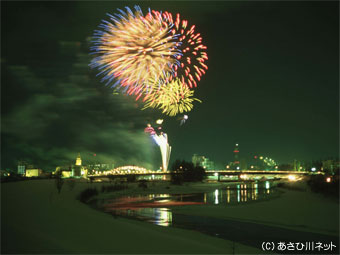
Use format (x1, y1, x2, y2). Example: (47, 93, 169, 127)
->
(2, 1, 339, 171)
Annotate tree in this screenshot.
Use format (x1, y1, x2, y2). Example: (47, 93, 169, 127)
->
(278, 164, 293, 171)
(170, 159, 206, 184)
(127, 174, 136, 182)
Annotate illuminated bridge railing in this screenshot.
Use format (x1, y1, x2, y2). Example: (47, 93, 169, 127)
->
(88, 165, 169, 176)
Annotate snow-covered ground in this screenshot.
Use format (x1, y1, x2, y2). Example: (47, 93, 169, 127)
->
(2, 180, 261, 254)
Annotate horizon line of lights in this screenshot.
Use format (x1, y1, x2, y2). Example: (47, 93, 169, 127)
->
(88, 169, 317, 176)
(206, 170, 312, 174)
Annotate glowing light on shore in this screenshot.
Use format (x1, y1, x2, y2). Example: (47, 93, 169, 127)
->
(288, 175, 297, 181)
(214, 189, 219, 204)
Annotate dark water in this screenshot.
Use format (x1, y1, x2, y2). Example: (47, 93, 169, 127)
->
(101, 181, 278, 226)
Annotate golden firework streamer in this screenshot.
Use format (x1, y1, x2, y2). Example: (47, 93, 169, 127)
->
(142, 78, 201, 116)
(91, 7, 180, 97)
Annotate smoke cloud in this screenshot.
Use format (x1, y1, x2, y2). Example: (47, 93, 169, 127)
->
(2, 47, 158, 171)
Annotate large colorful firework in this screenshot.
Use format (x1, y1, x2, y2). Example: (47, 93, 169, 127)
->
(170, 13, 208, 88)
(142, 77, 201, 116)
(91, 6, 207, 116)
(147, 11, 208, 89)
(90, 6, 181, 99)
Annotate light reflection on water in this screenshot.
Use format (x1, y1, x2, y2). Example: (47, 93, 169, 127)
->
(214, 189, 219, 204)
(103, 181, 275, 227)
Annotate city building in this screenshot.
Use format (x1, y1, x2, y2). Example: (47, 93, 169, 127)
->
(17, 161, 27, 175)
(72, 153, 87, 178)
(1, 170, 11, 177)
(25, 168, 43, 177)
(202, 158, 215, 170)
(239, 159, 248, 170)
(54, 153, 87, 178)
(72, 153, 82, 177)
(322, 160, 340, 175)
(293, 160, 303, 171)
(192, 154, 215, 170)
(233, 144, 240, 169)
(192, 154, 205, 167)
(55, 166, 72, 178)
(227, 144, 241, 170)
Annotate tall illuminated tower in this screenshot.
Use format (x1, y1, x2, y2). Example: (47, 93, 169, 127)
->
(73, 153, 82, 177)
(233, 144, 240, 169)
(75, 153, 82, 166)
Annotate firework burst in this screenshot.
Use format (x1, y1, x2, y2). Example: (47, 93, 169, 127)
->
(149, 11, 208, 88)
(171, 13, 208, 88)
(142, 77, 201, 116)
(90, 6, 181, 99)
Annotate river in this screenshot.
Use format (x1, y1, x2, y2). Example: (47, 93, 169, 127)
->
(97, 181, 339, 254)
(100, 181, 277, 226)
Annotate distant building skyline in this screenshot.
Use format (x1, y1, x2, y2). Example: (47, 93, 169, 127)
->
(192, 154, 215, 170)
(8, 142, 340, 176)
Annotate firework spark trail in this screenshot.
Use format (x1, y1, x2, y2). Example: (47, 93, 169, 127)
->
(144, 123, 171, 172)
(151, 132, 171, 172)
(90, 6, 181, 98)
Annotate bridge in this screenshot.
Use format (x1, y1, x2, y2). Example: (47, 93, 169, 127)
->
(88, 165, 163, 176)
(205, 170, 311, 176)
(87, 165, 316, 181)
(205, 170, 313, 181)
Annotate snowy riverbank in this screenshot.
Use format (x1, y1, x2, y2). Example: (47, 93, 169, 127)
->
(2, 180, 261, 254)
